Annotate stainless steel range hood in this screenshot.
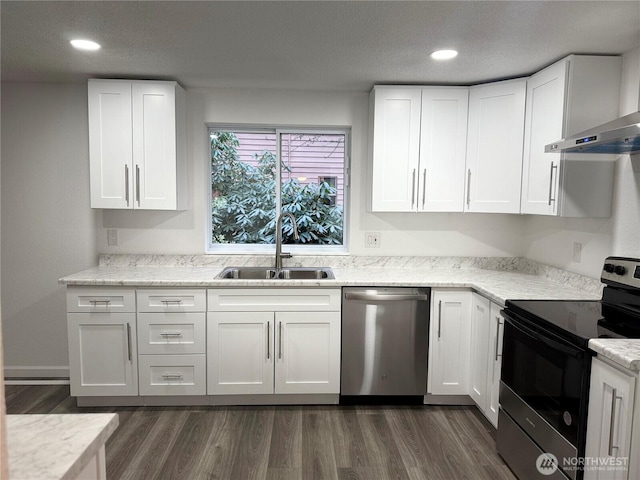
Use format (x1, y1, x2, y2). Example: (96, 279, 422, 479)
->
(545, 111, 640, 155)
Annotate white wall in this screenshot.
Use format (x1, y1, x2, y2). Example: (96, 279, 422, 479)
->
(98, 87, 526, 257)
(522, 47, 640, 278)
(1, 83, 99, 376)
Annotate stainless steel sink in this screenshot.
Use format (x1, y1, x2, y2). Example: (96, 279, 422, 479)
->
(217, 267, 277, 279)
(277, 267, 334, 279)
(217, 266, 334, 280)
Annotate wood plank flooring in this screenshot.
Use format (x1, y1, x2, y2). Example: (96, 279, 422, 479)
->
(5, 385, 516, 480)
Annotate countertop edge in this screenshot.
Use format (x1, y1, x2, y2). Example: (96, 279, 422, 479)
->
(588, 339, 640, 372)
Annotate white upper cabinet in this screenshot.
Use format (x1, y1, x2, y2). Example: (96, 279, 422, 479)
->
(88, 79, 186, 210)
(520, 55, 621, 217)
(419, 88, 469, 212)
(465, 79, 526, 213)
(370, 86, 468, 212)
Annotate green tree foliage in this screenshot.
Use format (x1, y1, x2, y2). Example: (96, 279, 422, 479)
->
(211, 132, 343, 245)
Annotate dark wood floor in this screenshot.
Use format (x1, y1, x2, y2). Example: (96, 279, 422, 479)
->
(5, 385, 516, 480)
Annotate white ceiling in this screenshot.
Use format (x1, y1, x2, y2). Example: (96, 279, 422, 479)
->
(2, 1, 639, 92)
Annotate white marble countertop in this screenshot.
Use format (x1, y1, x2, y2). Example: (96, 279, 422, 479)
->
(58, 265, 601, 306)
(7, 413, 119, 480)
(589, 339, 640, 372)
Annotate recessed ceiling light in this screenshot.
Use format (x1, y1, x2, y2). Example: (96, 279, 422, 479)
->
(431, 49, 458, 60)
(70, 39, 101, 51)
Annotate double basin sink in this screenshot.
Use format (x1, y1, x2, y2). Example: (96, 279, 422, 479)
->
(218, 266, 335, 280)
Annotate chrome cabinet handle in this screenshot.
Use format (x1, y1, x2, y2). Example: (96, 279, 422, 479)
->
(126, 323, 132, 362)
(438, 300, 442, 339)
(136, 165, 141, 206)
(160, 331, 183, 337)
(494, 317, 502, 361)
(267, 321, 271, 360)
(89, 299, 111, 306)
(547, 162, 558, 206)
(161, 299, 183, 306)
(161, 373, 183, 380)
(608, 388, 621, 456)
(124, 164, 130, 206)
(466, 169, 471, 207)
(411, 169, 416, 208)
(279, 321, 283, 359)
(422, 169, 427, 208)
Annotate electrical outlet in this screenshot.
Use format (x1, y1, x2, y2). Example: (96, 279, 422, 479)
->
(107, 229, 118, 247)
(572, 242, 582, 263)
(365, 232, 380, 248)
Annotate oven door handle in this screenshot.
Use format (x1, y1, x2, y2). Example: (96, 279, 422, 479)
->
(505, 315, 584, 359)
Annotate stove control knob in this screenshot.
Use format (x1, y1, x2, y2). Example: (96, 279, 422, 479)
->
(614, 265, 627, 275)
(604, 263, 615, 273)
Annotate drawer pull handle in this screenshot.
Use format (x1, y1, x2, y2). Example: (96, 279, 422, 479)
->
(161, 373, 184, 380)
(89, 299, 111, 306)
(160, 331, 183, 337)
(161, 300, 183, 305)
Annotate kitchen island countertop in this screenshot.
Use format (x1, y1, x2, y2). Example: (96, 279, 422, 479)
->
(7, 413, 118, 480)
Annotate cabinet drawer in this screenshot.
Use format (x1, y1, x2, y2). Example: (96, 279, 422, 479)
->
(67, 287, 136, 313)
(137, 313, 206, 354)
(136, 289, 206, 312)
(138, 354, 206, 396)
(208, 288, 341, 312)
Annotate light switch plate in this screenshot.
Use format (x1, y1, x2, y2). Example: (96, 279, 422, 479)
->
(365, 232, 380, 248)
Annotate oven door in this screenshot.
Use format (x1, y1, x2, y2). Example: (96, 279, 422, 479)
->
(500, 310, 591, 451)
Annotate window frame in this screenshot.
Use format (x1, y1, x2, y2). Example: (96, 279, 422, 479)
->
(205, 125, 350, 255)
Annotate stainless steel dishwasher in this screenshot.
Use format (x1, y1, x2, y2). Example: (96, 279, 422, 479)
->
(341, 287, 430, 396)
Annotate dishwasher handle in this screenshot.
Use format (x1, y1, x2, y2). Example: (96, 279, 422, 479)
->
(344, 292, 430, 302)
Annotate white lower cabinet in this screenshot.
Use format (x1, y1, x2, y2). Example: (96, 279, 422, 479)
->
(585, 357, 637, 480)
(207, 289, 341, 396)
(138, 354, 206, 396)
(428, 289, 472, 396)
(274, 311, 341, 395)
(67, 312, 138, 397)
(208, 311, 274, 395)
(136, 289, 207, 396)
(469, 294, 504, 427)
(67, 287, 138, 397)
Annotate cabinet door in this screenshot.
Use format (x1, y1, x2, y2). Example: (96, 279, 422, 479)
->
(132, 82, 178, 210)
(520, 60, 567, 215)
(370, 87, 422, 212)
(419, 88, 468, 212)
(274, 311, 341, 394)
(486, 302, 504, 428)
(585, 357, 635, 480)
(207, 312, 274, 395)
(469, 294, 491, 409)
(88, 80, 133, 209)
(428, 290, 472, 395)
(67, 312, 138, 396)
(466, 80, 526, 214)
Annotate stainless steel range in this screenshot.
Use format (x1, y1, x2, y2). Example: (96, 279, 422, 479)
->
(498, 257, 640, 480)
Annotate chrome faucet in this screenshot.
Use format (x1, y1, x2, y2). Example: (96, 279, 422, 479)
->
(275, 212, 299, 269)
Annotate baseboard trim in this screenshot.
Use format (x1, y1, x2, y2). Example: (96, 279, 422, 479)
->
(424, 394, 475, 405)
(4, 365, 70, 381)
(75, 393, 340, 407)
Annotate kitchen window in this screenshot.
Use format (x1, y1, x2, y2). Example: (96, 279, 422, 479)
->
(207, 127, 349, 254)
